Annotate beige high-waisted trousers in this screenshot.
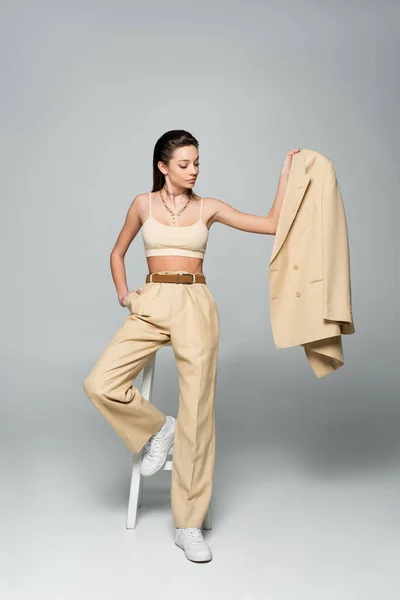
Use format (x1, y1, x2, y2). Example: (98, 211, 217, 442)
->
(82, 271, 220, 528)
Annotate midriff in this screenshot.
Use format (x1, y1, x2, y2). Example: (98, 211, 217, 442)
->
(146, 255, 204, 274)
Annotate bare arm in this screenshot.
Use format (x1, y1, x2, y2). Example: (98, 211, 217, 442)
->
(266, 171, 290, 232)
(110, 195, 142, 305)
(209, 172, 289, 234)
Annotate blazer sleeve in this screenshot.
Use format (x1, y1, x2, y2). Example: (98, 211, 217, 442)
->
(321, 160, 354, 325)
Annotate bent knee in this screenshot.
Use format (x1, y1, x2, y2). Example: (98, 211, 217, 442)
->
(83, 374, 104, 398)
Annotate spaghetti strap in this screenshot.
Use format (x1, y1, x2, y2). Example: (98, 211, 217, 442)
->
(200, 197, 203, 220)
(149, 192, 152, 216)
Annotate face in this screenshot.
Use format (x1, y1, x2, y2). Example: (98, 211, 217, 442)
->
(158, 145, 200, 190)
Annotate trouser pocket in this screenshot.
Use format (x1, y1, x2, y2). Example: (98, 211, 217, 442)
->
(125, 283, 150, 313)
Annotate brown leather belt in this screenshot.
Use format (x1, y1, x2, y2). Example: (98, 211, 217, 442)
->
(145, 272, 206, 284)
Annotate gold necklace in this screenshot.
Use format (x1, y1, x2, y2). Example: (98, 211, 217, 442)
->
(159, 188, 192, 226)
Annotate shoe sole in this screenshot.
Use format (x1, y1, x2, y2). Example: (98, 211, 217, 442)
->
(140, 434, 175, 477)
(174, 540, 212, 562)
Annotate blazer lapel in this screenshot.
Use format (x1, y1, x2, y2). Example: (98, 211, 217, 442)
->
(269, 151, 311, 266)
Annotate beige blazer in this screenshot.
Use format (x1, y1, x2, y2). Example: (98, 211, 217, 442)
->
(268, 148, 355, 378)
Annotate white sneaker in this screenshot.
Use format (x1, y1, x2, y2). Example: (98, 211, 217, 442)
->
(140, 416, 176, 476)
(174, 527, 213, 562)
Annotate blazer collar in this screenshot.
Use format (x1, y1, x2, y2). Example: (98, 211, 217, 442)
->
(269, 150, 311, 266)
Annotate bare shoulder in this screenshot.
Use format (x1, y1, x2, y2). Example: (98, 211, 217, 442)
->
(129, 192, 149, 209)
(127, 192, 150, 221)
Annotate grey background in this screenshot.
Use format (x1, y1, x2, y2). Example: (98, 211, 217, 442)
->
(1, 0, 399, 598)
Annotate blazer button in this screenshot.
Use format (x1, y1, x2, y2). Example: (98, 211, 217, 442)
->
(296, 292, 301, 297)
(293, 264, 299, 269)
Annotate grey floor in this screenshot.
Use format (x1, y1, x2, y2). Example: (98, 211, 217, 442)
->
(3, 355, 399, 600)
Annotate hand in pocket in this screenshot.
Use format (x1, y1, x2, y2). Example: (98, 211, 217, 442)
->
(121, 284, 146, 308)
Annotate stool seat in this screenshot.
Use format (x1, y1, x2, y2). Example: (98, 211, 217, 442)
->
(126, 341, 212, 530)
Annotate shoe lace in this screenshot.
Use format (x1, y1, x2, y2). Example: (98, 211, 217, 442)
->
(184, 528, 205, 544)
(144, 430, 164, 459)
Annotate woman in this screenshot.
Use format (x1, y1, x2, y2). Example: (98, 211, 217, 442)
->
(83, 129, 299, 563)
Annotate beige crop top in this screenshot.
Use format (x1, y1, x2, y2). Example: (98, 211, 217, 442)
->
(141, 192, 209, 259)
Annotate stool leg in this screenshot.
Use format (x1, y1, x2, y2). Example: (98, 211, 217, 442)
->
(126, 452, 142, 529)
(137, 474, 143, 508)
(141, 354, 157, 403)
(137, 351, 155, 510)
(126, 355, 156, 529)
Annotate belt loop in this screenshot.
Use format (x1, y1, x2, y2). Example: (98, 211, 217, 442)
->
(149, 273, 154, 283)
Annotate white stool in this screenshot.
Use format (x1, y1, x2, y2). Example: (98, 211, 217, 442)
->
(126, 341, 212, 530)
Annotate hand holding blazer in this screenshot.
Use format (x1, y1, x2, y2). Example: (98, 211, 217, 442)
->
(268, 148, 355, 378)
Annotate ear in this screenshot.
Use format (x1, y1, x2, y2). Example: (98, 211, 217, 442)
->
(157, 160, 168, 175)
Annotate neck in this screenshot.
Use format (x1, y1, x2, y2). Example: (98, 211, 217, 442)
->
(164, 185, 187, 197)
(162, 186, 190, 208)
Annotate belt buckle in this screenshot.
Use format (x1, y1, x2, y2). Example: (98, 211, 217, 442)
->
(177, 273, 195, 284)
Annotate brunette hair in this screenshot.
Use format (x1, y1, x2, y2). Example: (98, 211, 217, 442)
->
(152, 130, 199, 198)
